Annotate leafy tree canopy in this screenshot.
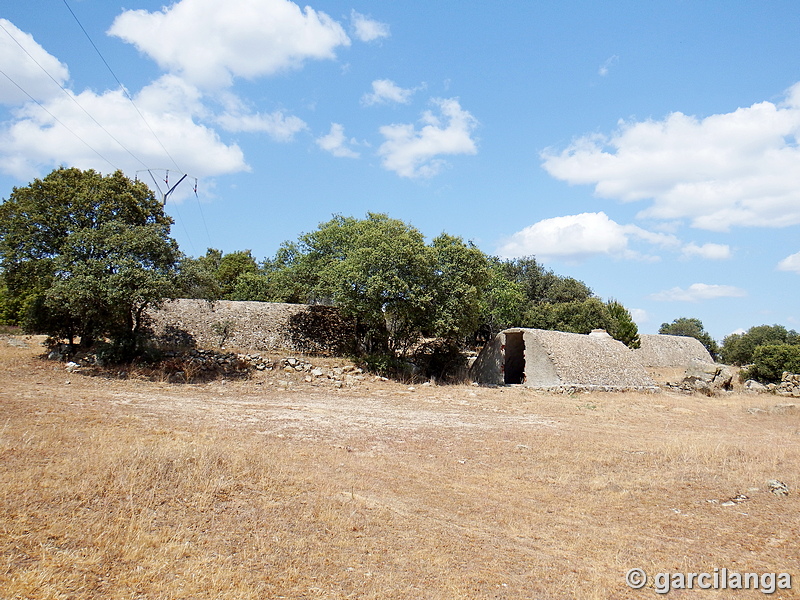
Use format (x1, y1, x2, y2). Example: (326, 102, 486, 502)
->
(743, 344, 800, 382)
(289, 214, 437, 355)
(0, 167, 180, 356)
(720, 324, 799, 366)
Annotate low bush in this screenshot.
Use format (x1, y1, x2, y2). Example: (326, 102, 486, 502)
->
(742, 344, 800, 383)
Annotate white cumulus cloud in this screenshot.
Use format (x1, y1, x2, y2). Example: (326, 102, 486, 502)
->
(377, 98, 478, 178)
(777, 251, 800, 274)
(316, 123, 360, 158)
(649, 283, 747, 302)
(541, 82, 800, 231)
(216, 109, 307, 141)
(361, 79, 417, 106)
(108, 0, 350, 89)
(0, 19, 69, 105)
(0, 74, 248, 181)
(681, 242, 732, 260)
(350, 10, 390, 42)
(496, 212, 679, 262)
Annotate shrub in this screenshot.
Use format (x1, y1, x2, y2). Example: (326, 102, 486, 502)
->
(742, 344, 800, 383)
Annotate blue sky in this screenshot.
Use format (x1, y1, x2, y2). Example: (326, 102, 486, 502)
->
(2, 0, 800, 341)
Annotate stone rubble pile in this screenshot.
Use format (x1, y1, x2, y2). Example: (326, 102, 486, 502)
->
(773, 372, 800, 397)
(664, 360, 737, 395)
(52, 346, 381, 386)
(166, 349, 377, 386)
(744, 372, 800, 397)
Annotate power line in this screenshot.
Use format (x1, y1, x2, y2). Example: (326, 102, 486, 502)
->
(60, 0, 213, 251)
(0, 19, 149, 170)
(61, 0, 183, 173)
(0, 67, 120, 172)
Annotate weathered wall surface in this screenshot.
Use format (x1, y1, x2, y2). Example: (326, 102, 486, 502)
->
(633, 334, 714, 368)
(525, 328, 656, 389)
(468, 332, 505, 385)
(147, 299, 354, 354)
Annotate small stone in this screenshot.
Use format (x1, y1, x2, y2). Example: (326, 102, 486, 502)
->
(767, 480, 789, 496)
(744, 380, 767, 393)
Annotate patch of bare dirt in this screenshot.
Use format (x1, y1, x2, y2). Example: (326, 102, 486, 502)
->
(1, 336, 798, 599)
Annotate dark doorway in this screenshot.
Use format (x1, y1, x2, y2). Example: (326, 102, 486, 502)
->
(504, 331, 525, 384)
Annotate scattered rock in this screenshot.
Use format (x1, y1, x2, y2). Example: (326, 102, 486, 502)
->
(767, 480, 789, 496)
(744, 379, 767, 393)
(666, 360, 737, 395)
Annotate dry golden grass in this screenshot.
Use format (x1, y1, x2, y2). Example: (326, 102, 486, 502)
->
(0, 336, 798, 599)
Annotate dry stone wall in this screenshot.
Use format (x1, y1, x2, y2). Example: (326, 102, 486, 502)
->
(147, 299, 354, 355)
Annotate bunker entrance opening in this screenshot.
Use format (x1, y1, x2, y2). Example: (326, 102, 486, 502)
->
(504, 331, 525, 384)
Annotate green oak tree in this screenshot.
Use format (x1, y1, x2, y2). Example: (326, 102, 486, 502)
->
(0, 167, 180, 357)
(720, 324, 799, 366)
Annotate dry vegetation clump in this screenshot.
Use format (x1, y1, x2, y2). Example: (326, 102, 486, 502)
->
(0, 336, 798, 599)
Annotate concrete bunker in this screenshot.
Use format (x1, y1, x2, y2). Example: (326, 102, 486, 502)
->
(632, 333, 714, 368)
(470, 328, 658, 391)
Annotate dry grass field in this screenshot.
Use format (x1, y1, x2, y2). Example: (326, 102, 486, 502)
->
(1, 336, 798, 599)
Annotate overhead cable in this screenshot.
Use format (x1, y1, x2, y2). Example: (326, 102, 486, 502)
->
(0, 19, 148, 169)
(61, 0, 183, 172)
(0, 67, 119, 172)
